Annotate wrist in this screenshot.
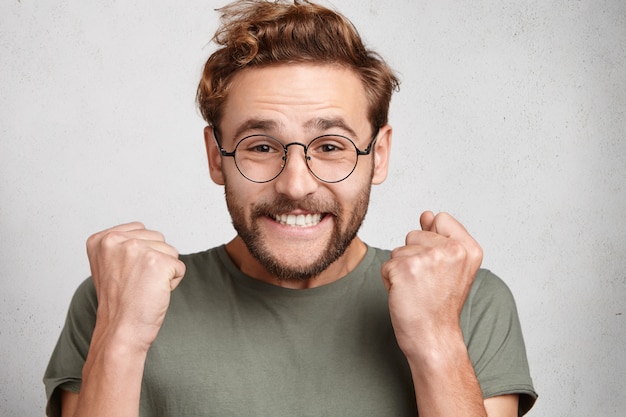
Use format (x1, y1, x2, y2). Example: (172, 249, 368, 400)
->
(397, 324, 467, 366)
(81, 325, 150, 391)
(93, 306, 163, 352)
(89, 318, 155, 363)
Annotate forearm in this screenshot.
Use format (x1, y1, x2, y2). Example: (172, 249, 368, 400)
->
(71, 324, 149, 417)
(404, 328, 486, 417)
(63, 222, 185, 417)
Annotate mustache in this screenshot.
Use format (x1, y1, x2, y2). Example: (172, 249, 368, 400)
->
(251, 195, 341, 217)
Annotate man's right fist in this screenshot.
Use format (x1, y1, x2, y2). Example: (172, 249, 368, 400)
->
(86, 222, 186, 350)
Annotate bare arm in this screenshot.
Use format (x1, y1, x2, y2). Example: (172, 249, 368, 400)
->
(382, 212, 515, 417)
(61, 222, 186, 417)
(484, 395, 519, 417)
(60, 391, 78, 417)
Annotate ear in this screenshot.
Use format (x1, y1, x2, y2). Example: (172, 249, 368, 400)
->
(371, 124, 392, 185)
(204, 126, 225, 185)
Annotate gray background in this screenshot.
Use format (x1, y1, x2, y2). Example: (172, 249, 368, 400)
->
(1, 1, 625, 416)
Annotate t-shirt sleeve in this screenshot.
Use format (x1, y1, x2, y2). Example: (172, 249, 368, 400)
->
(43, 278, 98, 417)
(461, 269, 538, 416)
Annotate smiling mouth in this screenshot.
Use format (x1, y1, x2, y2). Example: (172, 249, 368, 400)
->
(273, 213, 325, 227)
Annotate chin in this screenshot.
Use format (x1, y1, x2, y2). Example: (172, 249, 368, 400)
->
(250, 241, 341, 281)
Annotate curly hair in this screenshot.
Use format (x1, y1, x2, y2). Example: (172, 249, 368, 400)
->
(196, 0, 399, 130)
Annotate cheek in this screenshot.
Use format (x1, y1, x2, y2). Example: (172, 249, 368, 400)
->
(224, 177, 268, 214)
(352, 156, 376, 185)
(333, 177, 372, 215)
(220, 160, 241, 183)
(224, 179, 251, 214)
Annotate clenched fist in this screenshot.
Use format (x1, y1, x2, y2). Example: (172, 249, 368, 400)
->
(86, 222, 186, 350)
(381, 211, 483, 355)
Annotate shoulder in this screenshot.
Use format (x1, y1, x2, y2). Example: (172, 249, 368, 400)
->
(178, 246, 231, 283)
(66, 277, 98, 317)
(460, 269, 526, 350)
(169, 245, 239, 303)
(467, 269, 519, 313)
(366, 245, 392, 266)
(461, 269, 523, 337)
(179, 245, 225, 269)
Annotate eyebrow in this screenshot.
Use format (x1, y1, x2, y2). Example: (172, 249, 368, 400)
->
(232, 119, 281, 141)
(231, 117, 359, 141)
(304, 117, 358, 139)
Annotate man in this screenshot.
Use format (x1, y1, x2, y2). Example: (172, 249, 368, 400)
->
(44, 1, 537, 416)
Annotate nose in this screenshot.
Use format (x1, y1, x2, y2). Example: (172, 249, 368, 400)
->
(273, 143, 319, 200)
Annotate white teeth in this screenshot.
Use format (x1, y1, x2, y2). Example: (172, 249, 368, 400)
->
(274, 213, 322, 227)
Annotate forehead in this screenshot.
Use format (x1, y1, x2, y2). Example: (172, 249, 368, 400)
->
(219, 64, 371, 139)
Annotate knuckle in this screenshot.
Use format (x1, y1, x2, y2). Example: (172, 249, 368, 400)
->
(441, 240, 467, 263)
(86, 233, 98, 252)
(472, 242, 483, 258)
(100, 230, 123, 247)
(469, 244, 484, 265)
(86, 229, 108, 248)
(120, 237, 145, 253)
(390, 246, 403, 258)
(143, 250, 163, 267)
(398, 254, 426, 277)
(147, 229, 166, 243)
(142, 247, 175, 270)
(87, 230, 121, 257)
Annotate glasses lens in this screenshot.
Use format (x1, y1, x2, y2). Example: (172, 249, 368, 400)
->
(306, 135, 358, 183)
(234, 135, 285, 183)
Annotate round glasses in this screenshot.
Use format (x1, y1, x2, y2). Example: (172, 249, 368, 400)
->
(214, 127, 379, 183)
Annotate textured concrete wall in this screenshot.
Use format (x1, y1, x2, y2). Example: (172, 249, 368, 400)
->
(1, 1, 624, 416)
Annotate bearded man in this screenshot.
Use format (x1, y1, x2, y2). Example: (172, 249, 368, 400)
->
(44, 1, 537, 416)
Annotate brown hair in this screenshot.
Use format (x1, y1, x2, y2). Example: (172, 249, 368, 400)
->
(196, 0, 399, 130)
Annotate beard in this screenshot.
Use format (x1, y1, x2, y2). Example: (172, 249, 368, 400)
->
(225, 184, 372, 282)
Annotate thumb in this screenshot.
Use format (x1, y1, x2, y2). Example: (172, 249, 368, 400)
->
(419, 211, 436, 232)
(168, 259, 187, 291)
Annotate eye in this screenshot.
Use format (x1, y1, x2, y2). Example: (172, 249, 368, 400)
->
(239, 135, 282, 154)
(319, 143, 340, 152)
(251, 144, 272, 153)
(309, 136, 351, 156)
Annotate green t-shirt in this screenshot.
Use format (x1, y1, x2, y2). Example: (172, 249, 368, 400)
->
(44, 245, 537, 416)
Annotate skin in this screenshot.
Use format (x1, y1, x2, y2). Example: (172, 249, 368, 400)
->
(61, 64, 518, 416)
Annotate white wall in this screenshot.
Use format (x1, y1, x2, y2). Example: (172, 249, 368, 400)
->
(1, 1, 624, 416)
